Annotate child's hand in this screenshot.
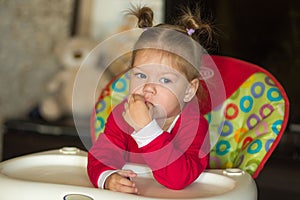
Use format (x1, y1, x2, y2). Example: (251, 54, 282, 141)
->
(123, 94, 153, 131)
(104, 170, 138, 194)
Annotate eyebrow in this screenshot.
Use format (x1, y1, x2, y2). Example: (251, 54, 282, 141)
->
(133, 64, 181, 75)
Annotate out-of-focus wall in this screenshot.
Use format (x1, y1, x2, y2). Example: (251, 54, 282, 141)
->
(0, 0, 74, 120)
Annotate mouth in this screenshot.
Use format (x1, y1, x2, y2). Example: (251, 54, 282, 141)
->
(145, 101, 154, 108)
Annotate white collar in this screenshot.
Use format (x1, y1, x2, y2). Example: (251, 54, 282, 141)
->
(167, 115, 180, 133)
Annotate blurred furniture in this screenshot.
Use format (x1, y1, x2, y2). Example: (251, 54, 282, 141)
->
(2, 118, 91, 161)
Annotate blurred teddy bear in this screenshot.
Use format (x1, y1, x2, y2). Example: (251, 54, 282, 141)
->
(39, 37, 98, 121)
(39, 35, 132, 122)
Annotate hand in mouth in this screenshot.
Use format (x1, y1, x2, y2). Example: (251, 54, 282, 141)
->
(145, 100, 154, 108)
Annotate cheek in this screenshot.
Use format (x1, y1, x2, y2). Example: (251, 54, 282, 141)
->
(157, 87, 180, 104)
(162, 85, 186, 101)
(158, 92, 183, 116)
(129, 80, 142, 94)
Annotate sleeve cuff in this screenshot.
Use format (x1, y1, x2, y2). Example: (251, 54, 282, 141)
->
(97, 170, 119, 189)
(131, 120, 163, 148)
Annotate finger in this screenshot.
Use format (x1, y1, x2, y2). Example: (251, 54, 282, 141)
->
(116, 183, 138, 194)
(132, 93, 144, 102)
(118, 170, 137, 178)
(145, 101, 154, 109)
(106, 173, 138, 194)
(118, 176, 135, 187)
(128, 94, 134, 103)
(124, 102, 128, 110)
(147, 102, 154, 117)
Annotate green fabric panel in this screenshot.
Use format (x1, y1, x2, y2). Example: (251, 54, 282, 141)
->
(207, 72, 286, 175)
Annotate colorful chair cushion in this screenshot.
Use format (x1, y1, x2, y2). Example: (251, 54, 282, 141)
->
(91, 55, 289, 178)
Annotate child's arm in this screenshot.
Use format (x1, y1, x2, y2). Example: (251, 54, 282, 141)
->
(88, 152, 139, 194)
(87, 103, 135, 190)
(124, 96, 209, 190)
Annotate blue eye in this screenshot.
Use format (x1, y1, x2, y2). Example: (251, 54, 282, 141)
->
(135, 73, 147, 79)
(160, 78, 171, 84)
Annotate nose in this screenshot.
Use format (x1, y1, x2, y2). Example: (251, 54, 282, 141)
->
(143, 83, 156, 97)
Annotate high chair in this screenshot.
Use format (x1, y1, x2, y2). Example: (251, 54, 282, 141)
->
(92, 55, 290, 178)
(0, 55, 289, 200)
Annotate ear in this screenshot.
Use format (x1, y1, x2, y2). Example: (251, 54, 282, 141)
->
(183, 79, 199, 102)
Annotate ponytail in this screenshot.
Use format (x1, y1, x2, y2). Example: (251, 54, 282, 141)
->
(128, 5, 217, 52)
(177, 6, 216, 52)
(128, 6, 154, 28)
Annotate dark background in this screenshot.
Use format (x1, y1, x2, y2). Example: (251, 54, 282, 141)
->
(166, 0, 300, 125)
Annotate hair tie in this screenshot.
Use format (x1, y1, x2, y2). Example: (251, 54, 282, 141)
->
(186, 28, 195, 36)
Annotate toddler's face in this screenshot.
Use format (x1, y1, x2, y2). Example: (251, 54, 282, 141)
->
(130, 50, 191, 119)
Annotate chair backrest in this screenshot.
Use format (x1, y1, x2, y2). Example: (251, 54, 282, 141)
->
(91, 55, 289, 178)
(201, 56, 289, 178)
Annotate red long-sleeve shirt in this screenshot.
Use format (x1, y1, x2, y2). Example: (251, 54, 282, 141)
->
(87, 98, 209, 190)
